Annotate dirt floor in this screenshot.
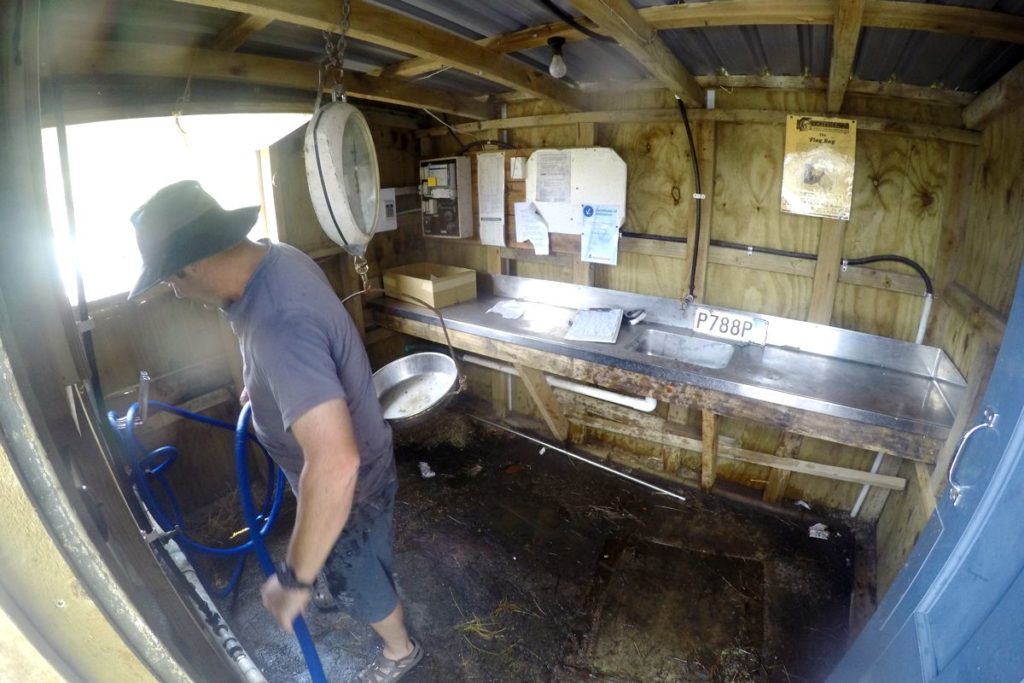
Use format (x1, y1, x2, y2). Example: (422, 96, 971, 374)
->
(202, 412, 856, 682)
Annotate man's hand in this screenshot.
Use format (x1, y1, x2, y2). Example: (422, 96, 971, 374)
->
(260, 575, 311, 633)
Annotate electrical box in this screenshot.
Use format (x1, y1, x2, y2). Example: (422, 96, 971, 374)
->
(420, 156, 473, 238)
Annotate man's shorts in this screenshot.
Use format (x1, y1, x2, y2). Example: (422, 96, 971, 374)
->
(322, 480, 399, 623)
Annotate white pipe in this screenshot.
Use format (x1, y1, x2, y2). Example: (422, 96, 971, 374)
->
(462, 354, 657, 412)
(914, 292, 933, 345)
(469, 414, 685, 503)
(850, 451, 885, 519)
(850, 291, 932, 517)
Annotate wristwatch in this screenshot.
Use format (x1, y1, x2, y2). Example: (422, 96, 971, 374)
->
(275, 561, 313, 591)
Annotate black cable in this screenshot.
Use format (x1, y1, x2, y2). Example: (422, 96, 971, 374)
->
(620, 230, 688, 244)
(847, 254, 933, 295)
(534, 0, 616, 43)
(710, 239, 816, 261)
(677, 98, 702, 301)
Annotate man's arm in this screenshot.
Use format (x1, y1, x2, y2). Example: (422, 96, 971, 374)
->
(260, 398, 360, 631)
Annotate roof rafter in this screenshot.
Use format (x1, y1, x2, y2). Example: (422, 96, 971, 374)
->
(169, 0, 588, 110)
(207, 13, 274, 52)
(827, 0, 867, 113)
(381, 0, 1024, 83)
(567, 0, 704, 107)
(48, 41, 492, 120)
(963, 59, 1024, 129)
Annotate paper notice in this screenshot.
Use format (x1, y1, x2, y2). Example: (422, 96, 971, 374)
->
(534, 150, 571, 202)
(514, 201, 549, 256)
(580, 204, 620, 265)
(781, 115, 857, 221)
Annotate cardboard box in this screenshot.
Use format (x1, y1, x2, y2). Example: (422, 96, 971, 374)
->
(383, 263, 477, 309)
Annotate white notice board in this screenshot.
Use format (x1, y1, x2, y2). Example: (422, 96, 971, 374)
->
(525, 147, 627, 235)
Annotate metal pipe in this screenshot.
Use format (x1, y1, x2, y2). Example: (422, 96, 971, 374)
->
(849, 451, 884, 518)
(468, 415, 686, 504)
(914, 292, 933, 345)
(462, 353, 657, 412)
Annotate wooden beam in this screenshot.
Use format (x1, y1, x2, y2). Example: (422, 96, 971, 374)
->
(169, 0, 587, 110)
(379, 0, 1024, 81)
(943, 282, 1007, 348)
(513, 363, 569, 441)
(50, 41, 491, 120)
(963, 59, 1024, 130)
(419, 108, 981, 146)
(701, 410, 719, 491)
(208, 13, 273, 51)
(856, 455, 905, 522)
(562, 399, 907, 490)
(807, 219, 847, 324)
(827, 0, 867, 113)
(762, 432, 802, 503)
(568, 0, 704, 107)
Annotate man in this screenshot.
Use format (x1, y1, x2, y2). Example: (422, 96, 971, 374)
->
(128, 180, 422, 682)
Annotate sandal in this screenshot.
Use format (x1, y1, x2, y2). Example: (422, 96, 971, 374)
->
(355, 639, 423, 683)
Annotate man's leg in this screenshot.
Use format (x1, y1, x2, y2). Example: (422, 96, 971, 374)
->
(369, 601, 414, 660)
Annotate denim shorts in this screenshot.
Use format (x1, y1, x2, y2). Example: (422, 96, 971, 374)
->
(322, 480, 399, 623)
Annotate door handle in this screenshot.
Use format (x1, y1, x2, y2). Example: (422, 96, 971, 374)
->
(948, 407, 998, 506)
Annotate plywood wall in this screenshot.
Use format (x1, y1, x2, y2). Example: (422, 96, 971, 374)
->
(409, 90, 981, 514)
(875, 105, 1024, 596)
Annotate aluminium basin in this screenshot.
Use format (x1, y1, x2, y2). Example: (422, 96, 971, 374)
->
(627, 327, 735, 369)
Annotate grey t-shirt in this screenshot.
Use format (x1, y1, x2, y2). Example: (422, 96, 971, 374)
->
(225, 241, 394, 502)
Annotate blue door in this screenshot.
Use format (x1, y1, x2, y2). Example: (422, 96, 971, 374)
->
(828, 264, 1024, 682)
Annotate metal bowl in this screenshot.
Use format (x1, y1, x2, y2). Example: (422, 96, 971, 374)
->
(373, 352, 459, 426)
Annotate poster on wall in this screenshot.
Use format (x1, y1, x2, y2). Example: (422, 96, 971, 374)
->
(780, 115, 857, 221)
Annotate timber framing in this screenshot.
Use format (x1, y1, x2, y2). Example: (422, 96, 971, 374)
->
(169, 0, 589, 110)
(827, 0, 867, 113)
(48, 41, 492, 120)
(417, 108, 980, 146)
(376, 312, 946, 463)
(207, 13, 273, 51)
(568, 0, 704, 107)
(963, 59, 1024, 130)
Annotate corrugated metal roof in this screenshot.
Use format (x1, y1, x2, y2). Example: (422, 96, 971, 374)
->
(50, 0, 1024, 100)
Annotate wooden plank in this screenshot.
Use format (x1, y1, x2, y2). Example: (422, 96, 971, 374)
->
(418, 108, 981, 146)
(376, 312, 947, 462)
(933, 145, 974, 295)
(943, 282, 1007, 348)
(701, 410, 719, 491)
(808, 219, 847, 323)
(827, 0, 867, 113)
(513, 363, 569, 441)
(855, 454, 904, 522)
(572, 260, 594, 287)
(51, 41, 491, 120)
(576, 122, 596, 147)
(169, 0, 587, 109)
(863, 0, 1024, 46)
(762, 432, 802, 503)
(208, 13, 273, 51)
(963, 60, 1024, 130)
(563, 401, 907, 490)
(569, 0, 704, 107)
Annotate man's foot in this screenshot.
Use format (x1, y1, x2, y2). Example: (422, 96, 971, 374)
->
(311, 570, 339, 613)
(356, 639, 423, 683)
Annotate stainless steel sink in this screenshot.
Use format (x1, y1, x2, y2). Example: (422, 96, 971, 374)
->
(628, 328, 735, 369)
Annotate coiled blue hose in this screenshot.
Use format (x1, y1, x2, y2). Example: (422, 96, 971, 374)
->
(235, 404, 326, 682)
(107, 400, 326, 681)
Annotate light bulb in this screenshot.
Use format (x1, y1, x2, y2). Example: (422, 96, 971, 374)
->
(549, 54, 567, 79)
(547, 36, 567, 79)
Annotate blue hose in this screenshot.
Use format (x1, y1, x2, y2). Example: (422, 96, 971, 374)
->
(235, 404, 326, 682)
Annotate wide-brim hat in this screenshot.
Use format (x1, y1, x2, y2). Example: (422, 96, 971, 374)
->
(128, 180, 260, 300)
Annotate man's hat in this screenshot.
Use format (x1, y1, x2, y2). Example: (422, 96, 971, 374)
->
(128, 180, 260, 300)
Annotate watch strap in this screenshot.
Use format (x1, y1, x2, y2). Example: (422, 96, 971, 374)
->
(275, 561, 313, 591)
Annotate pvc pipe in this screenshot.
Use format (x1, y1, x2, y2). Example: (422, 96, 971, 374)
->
(462, 354, 657, 413)
(914, 292, 933, 345)
(468, 415, 686, 503)
(850, 451, 885, 519)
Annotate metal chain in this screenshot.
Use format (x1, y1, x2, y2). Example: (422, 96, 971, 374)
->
(319, 0, 352, 105)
